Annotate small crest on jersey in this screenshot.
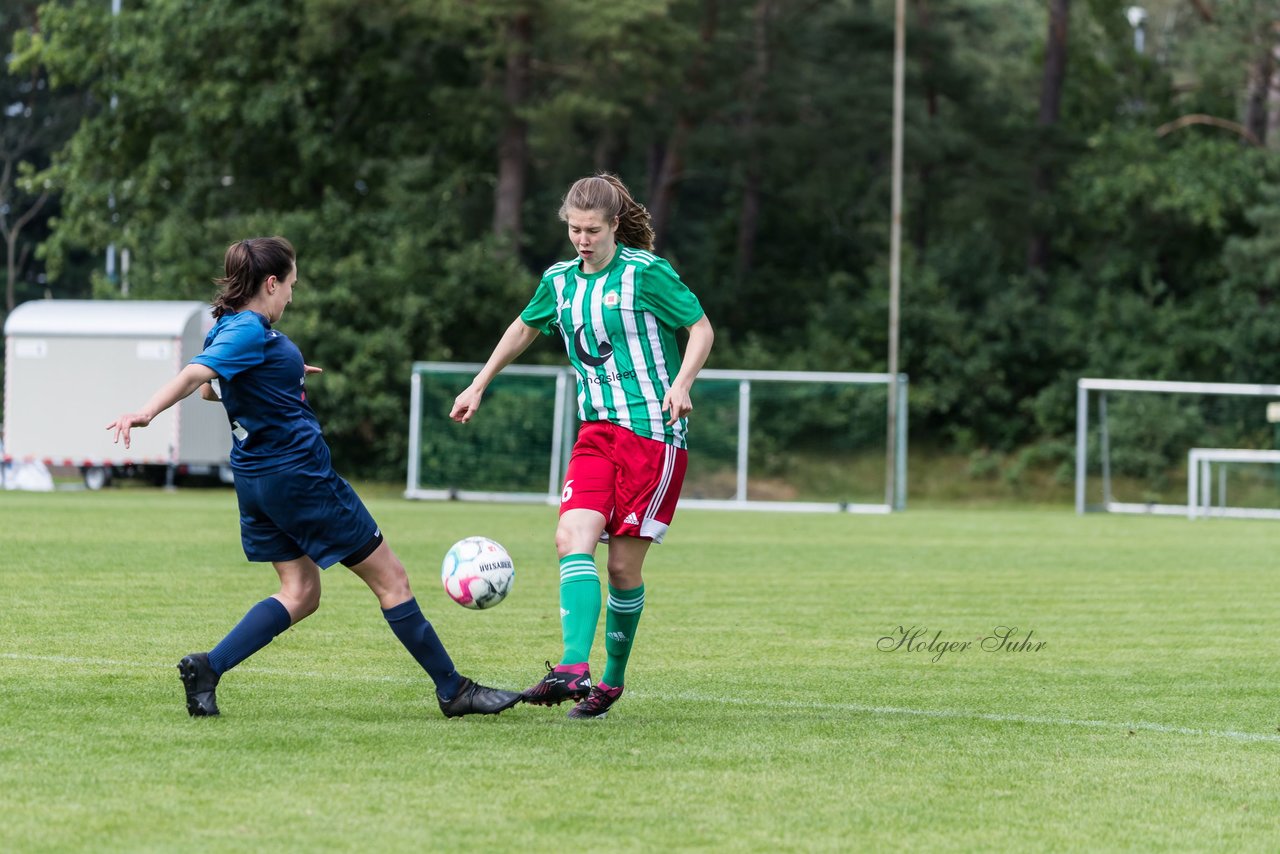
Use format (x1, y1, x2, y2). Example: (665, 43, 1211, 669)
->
(603, 290, 621, 308)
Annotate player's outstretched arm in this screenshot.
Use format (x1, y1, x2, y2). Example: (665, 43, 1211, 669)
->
(451, 318, 540, 423)
(663, 314, 715, 426)
(107, 363, 219, 448)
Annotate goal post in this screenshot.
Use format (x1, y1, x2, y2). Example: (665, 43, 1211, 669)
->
(1074, 378, 1280, 518)
(407, 362, 908, 513)
(407, 363, 574, 504)
(681, 369, 908, 513)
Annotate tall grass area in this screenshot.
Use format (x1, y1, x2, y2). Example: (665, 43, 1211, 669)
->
(2, 489, 1279, 851)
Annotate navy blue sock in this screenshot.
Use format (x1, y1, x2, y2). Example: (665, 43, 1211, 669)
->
(382, 598, 462, 699)
(207, 597, 292, 675)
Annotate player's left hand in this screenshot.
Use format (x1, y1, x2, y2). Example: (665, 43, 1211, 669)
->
(662, 385, 693, 426)
(105, 412, 153, 449)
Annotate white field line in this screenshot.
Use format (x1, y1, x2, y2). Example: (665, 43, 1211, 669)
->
(4, 652, 1279, 745)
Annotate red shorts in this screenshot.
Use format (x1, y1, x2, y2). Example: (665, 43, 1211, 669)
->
(559, 421, 688, 544)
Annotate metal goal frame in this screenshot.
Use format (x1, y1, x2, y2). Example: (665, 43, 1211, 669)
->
(1074, 377, 1280, 517)
(407, 362, 908, 513)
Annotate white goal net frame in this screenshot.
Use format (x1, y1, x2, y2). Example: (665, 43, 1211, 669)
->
(406, 362, 908, 514)
(1074, 377, 1280, 518)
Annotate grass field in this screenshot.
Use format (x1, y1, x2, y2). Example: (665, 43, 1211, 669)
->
(3, 488, 1279, 852)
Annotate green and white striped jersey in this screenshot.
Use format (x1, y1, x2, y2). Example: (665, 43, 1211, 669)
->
(520, 246, 705, 448)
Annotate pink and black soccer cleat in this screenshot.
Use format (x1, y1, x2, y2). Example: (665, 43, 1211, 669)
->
(521, 660, 592, 706)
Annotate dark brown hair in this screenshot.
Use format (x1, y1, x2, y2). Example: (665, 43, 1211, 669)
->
(211, 237, 295, 319)
(558, 173, 655, 251)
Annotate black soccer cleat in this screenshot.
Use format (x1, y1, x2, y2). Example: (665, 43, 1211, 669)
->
(521, 660, 592, 706)
(177, 652, 221, 717)
(567, 683, 624, 719)
(437, 675, 522, 718)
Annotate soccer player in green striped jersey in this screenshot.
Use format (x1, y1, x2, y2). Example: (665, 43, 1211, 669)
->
(452, 173, 714, 719)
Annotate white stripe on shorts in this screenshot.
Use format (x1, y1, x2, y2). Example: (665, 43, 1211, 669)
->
(639, 443, 676, 543)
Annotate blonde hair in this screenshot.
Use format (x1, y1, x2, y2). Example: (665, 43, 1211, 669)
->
(211, 237, 295, 319)
(558, 173, 655, 251)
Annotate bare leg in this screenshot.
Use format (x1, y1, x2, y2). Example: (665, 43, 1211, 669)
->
(271, 555, 323, 622)
(344, 540, 413, 609)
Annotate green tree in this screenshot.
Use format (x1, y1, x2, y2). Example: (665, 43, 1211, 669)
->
(23, 0, 1280, 482)
(3, 1, 82, 313)
(27, 0, 525, 477)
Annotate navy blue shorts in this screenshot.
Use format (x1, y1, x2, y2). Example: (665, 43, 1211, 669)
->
(234, 466, 379, 569)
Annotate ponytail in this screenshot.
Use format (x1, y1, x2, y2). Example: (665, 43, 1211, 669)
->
(211, 237, 295, 319)
(558, 173, 655, 251)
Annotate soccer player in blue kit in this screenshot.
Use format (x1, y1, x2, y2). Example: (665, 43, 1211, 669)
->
(107, 237, 520, 719)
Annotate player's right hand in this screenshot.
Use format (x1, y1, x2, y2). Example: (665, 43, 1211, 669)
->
(450, 387, 484, 423)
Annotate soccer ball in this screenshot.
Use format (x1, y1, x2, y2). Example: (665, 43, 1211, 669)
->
(441, 536, 515, 609)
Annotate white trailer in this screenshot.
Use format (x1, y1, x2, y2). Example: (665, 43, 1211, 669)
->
(3, 299, 232, 489)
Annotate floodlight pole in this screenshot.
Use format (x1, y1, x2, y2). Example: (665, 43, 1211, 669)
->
(1125, 6, 1147, 55)
(885, 0, 905, 509)
(106, 0, 121, 292)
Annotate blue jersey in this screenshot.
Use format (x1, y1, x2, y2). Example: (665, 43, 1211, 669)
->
(191, 311, 327, 475)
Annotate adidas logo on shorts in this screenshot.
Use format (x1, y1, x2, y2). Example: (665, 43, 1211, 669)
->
(623, 512, 639, 525)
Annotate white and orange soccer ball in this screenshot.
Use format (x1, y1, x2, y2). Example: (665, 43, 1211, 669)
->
(441, 536, 515, 610)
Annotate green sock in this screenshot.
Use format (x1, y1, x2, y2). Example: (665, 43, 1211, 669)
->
(558, 553, 601, 665)
(602, 583, 645, 687)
